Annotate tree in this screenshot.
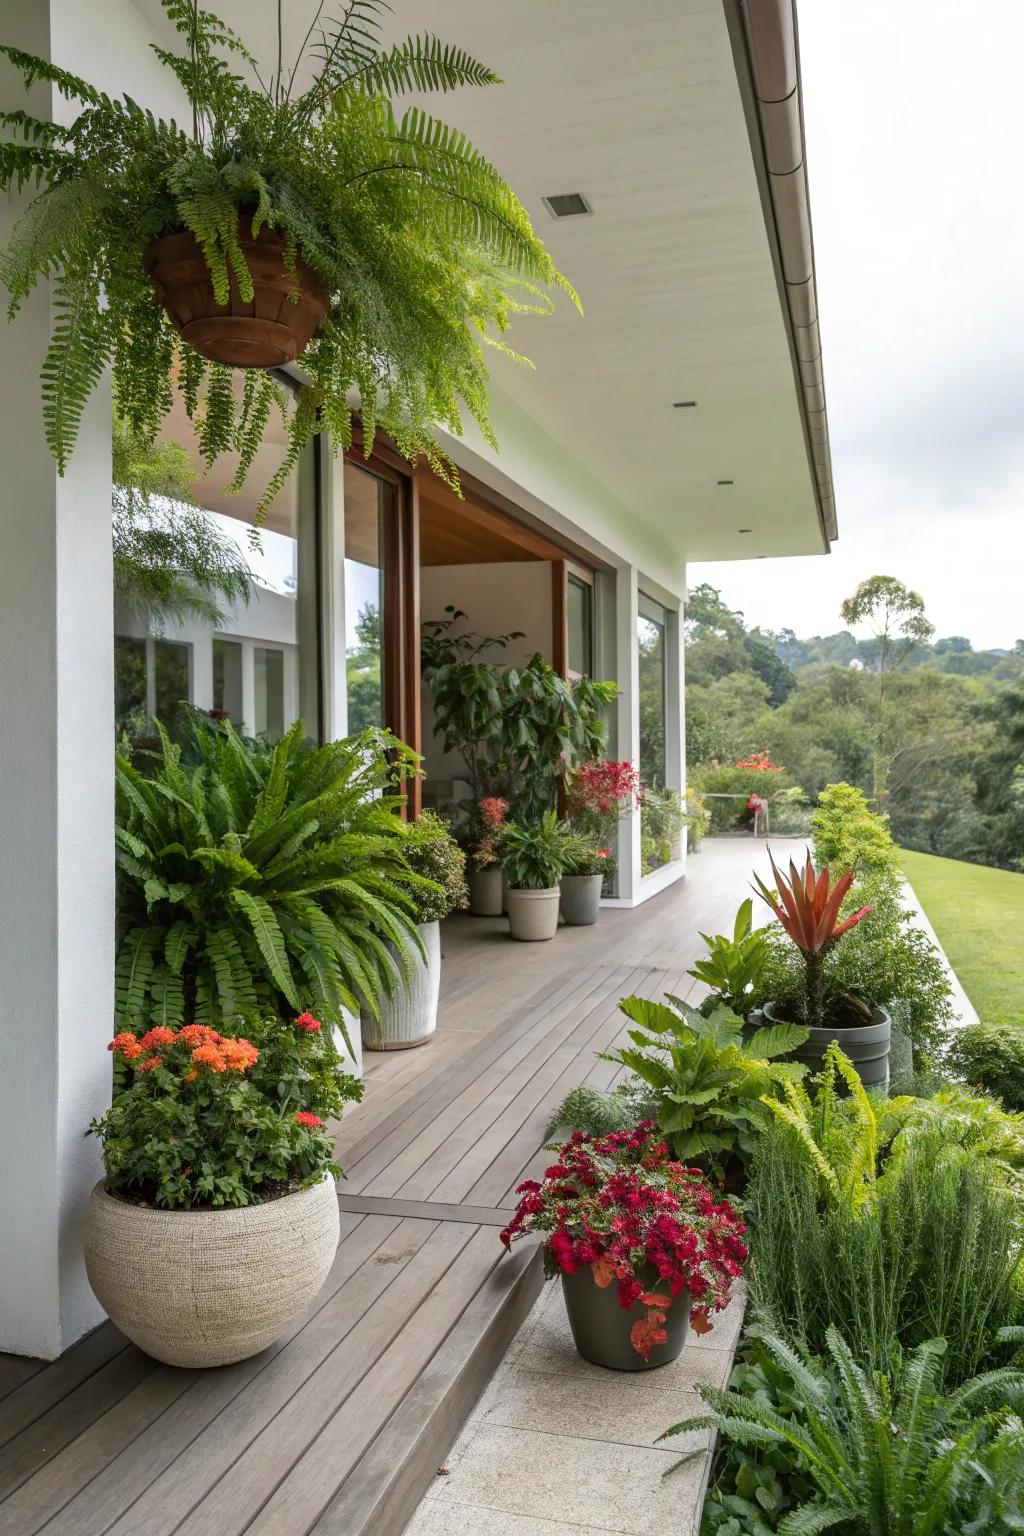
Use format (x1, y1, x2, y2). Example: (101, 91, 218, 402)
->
(840, 575, 935, 802)
(113, 414, 252, 629)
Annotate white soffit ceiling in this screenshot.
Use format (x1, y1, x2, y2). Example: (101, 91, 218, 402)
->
(138, 0, 833, 564)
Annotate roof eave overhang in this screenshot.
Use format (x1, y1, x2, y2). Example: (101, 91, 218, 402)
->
(724, 0, 837, 549)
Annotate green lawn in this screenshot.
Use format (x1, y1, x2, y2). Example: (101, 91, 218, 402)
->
(898, 848, 1024, 1025)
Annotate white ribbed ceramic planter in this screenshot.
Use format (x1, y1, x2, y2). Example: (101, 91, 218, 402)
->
(361, 920, 441, 1050)
(467, 866, 502, 916)
(506, 886, 561, 942)
(84, 1175, 339, 1367)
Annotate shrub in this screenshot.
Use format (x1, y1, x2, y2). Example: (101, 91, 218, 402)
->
(600, 996, 807, 1178)
(640, 785, 686, 873)
(116, 719, 426, 1031)
(679, 1324, 1024, 1536)
(691, 757, 794, 833)
(92, 1013, 362, 1208)
(547, 1081, 653, 1139)
(402, 811, 468, 923)
(500, 1123, 747, 1358)
(810, 781, 900, 880)
(947, 1021, 1024, 1110)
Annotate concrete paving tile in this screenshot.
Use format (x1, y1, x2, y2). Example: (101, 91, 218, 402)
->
(406, 1502, 624, 1536)
(479, 1368, 712, 1454)
(432, 1424, 706, 1535)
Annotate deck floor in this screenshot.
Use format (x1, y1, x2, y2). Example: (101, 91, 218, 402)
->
(0, 839, 770, 1536)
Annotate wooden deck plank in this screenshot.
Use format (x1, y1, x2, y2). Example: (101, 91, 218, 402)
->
(0, 1324, 127, 1451)
(172, 1221, 479, 1536)
(0, 1358, 45, 1406)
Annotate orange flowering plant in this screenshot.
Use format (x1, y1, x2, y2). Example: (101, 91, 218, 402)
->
(90, 1013, 362, 1208)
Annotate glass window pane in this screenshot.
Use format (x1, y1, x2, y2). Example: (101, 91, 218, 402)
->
(153, 639, 190, 726)
(113, 376, 315, 743)
(637, 604, 667, 790)
(114, 636, 147, 738)
(567, 574, 592, 676)
(254, 646, 285, 740)
(343, 461, 391, 733)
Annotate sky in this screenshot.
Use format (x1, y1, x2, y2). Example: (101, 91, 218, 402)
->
(690, 1, 1024, 652)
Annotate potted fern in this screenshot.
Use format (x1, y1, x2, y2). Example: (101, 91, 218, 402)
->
(0, 2, 576, 513)
(361, 812, 467, 1051)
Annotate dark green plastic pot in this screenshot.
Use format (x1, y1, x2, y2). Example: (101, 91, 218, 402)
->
(559, 1261, 690, 1371)
(762, 1000, 891, 1089)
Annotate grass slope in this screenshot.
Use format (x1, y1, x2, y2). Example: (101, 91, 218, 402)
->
(898, 848, 1024, 1025)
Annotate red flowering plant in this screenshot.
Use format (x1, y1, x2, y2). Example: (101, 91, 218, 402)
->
(465, 795, 510, 871)
(500, 1123, 747, 1360)
(90, 1013, 362, 1209)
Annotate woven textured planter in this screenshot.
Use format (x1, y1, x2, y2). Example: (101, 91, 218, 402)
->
(467, 866, 503, 917)
(506, 886, 560, 942)
(762, 999, 891, 1089)
(145, 214, 329, 368)
(84, 1176, 339, 1367)
(561, 1262, 691, 1371)
(559, 873, 603, 926)
(361, 921, 441, 1050)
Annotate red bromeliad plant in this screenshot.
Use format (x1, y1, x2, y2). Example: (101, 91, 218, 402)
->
(500, 1123, 747, 1360)
(753, 852, 872, 1030)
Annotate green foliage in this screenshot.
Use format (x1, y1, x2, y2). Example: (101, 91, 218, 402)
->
(600, 996, 807, 1176)
(422, 609, 616, 820)
(91, 1014, 362, 1209)
(401, 811, 468, 923)
(689, 898, 770, 1014)
(640, 785, 686, 873)
(747, 1050, 1024, 1382)
(692, 760, 796, 833)
(809, 782, 899, 881)
(0, 3, 577, 508)
(947, 1022, 1024, 1110)
(115, 718, 428, 1030)
(547, 1080, 653, 1139)
(501, 810, 579, 890)
(681, 1323, 1024, 1536)
(112, 412, 252, 628)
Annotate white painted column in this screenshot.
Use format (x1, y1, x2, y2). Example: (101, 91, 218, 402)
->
(666, 596, 686, 863)
(614, 564, 641, 904)
(0, 10, 114, 1357)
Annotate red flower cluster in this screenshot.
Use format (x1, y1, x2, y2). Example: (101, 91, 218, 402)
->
(735, 752, 783, 773)
(747, 794, 767, 813)
(294, 1111, 323, 1129)
(479, 796, 509, 829)
(500, 1124, 746, 1358)
(569, 760, 643, 817)
(109, 1025, 259, 1077)
(295, 1012, 322, 1033)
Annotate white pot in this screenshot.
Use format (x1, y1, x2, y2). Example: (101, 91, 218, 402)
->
(85, 1176, 339, 1368)
(506, 886, 561, 942)
(361, 920, 441, 1050)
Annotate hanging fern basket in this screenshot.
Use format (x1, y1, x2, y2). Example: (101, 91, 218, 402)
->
(144, 214, 329, 370)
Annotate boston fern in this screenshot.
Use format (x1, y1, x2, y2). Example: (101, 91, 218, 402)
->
(0, 1, 577, 509)
(116, 719, 433, 1030)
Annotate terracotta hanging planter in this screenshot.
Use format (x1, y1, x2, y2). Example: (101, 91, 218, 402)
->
(144, 214, 329, 369)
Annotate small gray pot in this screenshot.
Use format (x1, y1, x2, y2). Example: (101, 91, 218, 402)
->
(560, 1262, 690, 1371)
(762, 999, 891, 1089)
(559, 873, 603, 926)
(467, 865, 502, 917)
(361, 920, 441, 1050)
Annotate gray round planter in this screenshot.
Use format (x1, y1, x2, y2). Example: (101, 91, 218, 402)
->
(467, 866, 502, 917)
(560, 1262, 690, 1371)
(506, 887, 560, 942)
(559, 873, 603, 926)
(361, 920, 441, 1050)
(762, 999, 891, 1089)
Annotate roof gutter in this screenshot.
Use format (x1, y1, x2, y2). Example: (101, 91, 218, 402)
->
(723, 0, 837, 548)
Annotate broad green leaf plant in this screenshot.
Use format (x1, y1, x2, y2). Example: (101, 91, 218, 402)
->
(688, 897, 770, 1014)
(0, 1, 578, 511)
(116, 719, 434, 1032)
(601, 996, 808, 1175)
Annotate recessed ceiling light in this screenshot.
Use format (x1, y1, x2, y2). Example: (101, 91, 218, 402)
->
(717, 479, 734, 486)
(673, 400, 697, 408)
(738, 528, 752, 534)
(541, 192, 592, 219)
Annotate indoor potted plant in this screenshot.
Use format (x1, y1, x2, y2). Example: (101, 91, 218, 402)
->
(501, 810, 572, 942)
(86, 1012, 361, 1368)
(0, 3, 576, 515)
(361, 812, 467, 1050)
(500, 1122, 747, 1370)
(465, 797, 509, 917)
(559, 844, 612, 927)
(753, 851, 890, 1086)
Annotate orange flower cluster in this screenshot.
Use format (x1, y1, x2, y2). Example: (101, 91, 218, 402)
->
(109, 1025, 259, 1076)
